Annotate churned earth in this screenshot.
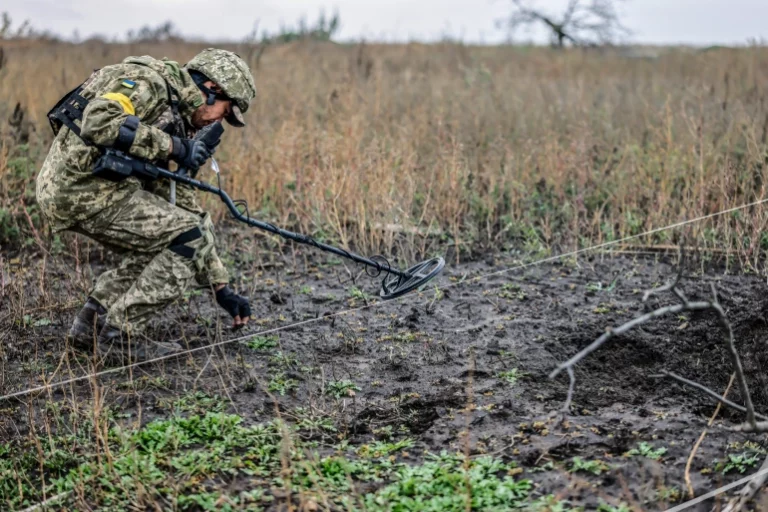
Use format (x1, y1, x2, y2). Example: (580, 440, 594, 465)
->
(2, 236, 768, 511)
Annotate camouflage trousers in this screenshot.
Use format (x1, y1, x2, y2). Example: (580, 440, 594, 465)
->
(71, 189, 223, 334)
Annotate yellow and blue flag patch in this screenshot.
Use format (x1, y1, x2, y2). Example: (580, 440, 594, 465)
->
(121, 79, 136, 89)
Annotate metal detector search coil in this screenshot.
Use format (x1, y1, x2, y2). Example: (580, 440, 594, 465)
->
(380, 257, 445, 299)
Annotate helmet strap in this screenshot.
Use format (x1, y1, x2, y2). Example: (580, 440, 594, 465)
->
(189, 70, 228, 106)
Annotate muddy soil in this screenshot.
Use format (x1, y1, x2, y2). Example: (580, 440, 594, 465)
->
(3, 240, 768, 510)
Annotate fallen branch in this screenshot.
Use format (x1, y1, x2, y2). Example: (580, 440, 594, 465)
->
(549, 300, 710, 380)
(650, 371, 767, 421)
(550, 274, 759, 430)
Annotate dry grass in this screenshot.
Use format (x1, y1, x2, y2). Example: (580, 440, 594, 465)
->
(1, 40, 768, 267)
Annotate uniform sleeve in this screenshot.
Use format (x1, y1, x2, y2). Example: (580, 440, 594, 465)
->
(197, 246, 231, 286)
(79, 78, 173, 162)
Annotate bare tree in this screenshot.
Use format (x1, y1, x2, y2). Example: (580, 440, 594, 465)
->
(499, 0, 631, 48)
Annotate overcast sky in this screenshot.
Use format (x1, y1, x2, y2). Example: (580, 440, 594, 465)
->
(4, 0, 767, 45)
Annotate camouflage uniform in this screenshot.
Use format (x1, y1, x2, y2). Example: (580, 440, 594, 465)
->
(36, 53, 240, 335)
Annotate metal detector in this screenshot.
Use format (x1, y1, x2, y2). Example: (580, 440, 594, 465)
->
(93, 148, 445, 300)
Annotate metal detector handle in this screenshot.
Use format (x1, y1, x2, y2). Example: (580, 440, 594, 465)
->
(170, 121, 225, 205)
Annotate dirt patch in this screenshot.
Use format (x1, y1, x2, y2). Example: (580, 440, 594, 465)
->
(3, 244, 768, 510)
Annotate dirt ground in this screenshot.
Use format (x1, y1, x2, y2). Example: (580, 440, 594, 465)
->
(3, 237, 768, 511)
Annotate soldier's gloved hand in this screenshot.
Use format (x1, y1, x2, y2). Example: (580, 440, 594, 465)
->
(170, 136, 211, 172)
(215, 285, 251, 329)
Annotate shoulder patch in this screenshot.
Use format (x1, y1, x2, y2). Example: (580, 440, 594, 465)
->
(121, 79, 136, 89)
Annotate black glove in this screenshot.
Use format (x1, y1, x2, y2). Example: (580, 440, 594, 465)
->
(215, 286, 252, 322)
(170, 136, 211, 173)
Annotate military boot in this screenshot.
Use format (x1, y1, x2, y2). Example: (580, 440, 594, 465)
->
(96, 324, 184, 364)
(67, 298, 107, 350)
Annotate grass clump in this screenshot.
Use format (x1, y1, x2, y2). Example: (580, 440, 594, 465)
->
(365, 451, 531, 511)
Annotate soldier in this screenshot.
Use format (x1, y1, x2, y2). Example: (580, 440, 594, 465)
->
(36, 48, 256, 362)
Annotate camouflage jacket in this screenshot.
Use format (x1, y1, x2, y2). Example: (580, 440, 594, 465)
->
(36, 55, 204, 232)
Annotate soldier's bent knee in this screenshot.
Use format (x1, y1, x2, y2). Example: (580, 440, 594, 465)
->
(167, 220, 215, 274)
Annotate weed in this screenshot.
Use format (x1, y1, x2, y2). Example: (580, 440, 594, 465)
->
(569, 457, 610, 475)
(268, 372, 300, 395)
(326, 379, 361, 398)
(243, 334, 279, 351)
(348, 286, 371, 301)
(269, 351, 299, 368)
(625, 441, 667, 461)
(498, 283, 526, 300)
(365, 451, 532, 511)
(497, 368, 521, 385)
(356, 438, 414, 458)
(717, 452, 760, 474)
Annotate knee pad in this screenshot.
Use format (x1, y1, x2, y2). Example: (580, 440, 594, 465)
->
(168, 227, 204, 259)
(168, 215, 215, 272)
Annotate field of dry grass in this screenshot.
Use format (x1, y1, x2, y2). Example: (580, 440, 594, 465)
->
(2, 40, 768, 264)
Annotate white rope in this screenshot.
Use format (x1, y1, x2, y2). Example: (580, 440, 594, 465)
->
(2, 196, 767, 404)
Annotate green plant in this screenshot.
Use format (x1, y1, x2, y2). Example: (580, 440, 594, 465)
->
(269, 351, 298, 368)
(497, 368, 521, 385)
(268, 372, 299, 395)
(326, 379, 361, 398)
(348, 286, 371, 301)
(356, 439, 413, 459)
(244, 335, 278, 351)
(364, 451, 532, 511)
(498, 283, 526, 300)
(626, 442, 667, 461)
(717, 452, 760, 474)
(569, 457, 609, 475)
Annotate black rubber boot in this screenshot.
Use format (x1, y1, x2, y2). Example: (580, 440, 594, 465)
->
(96, 324, 183, 364)
(67, 298, 106, 350)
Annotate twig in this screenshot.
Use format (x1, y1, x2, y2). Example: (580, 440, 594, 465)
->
(642, 252, 684, 303)
(710, 283, 757, 428)
(685, 373, 735, 499)
(550, 300, 711, 380)
(651, 371, 767, 421)
(561, 367, 575, 413)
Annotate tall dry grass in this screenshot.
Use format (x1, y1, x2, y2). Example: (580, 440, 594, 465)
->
(1, 39, 768, 267)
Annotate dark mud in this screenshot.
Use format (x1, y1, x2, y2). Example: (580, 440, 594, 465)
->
(4, 241, 768, 510)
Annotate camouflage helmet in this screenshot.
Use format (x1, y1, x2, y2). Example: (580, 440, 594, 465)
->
(185, 48, 256, 127)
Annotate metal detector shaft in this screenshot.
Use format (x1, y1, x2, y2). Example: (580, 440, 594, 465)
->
(154, 166, 411, 279)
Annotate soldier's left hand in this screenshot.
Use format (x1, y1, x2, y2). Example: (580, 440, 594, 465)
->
(215, 285, 251, 329)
